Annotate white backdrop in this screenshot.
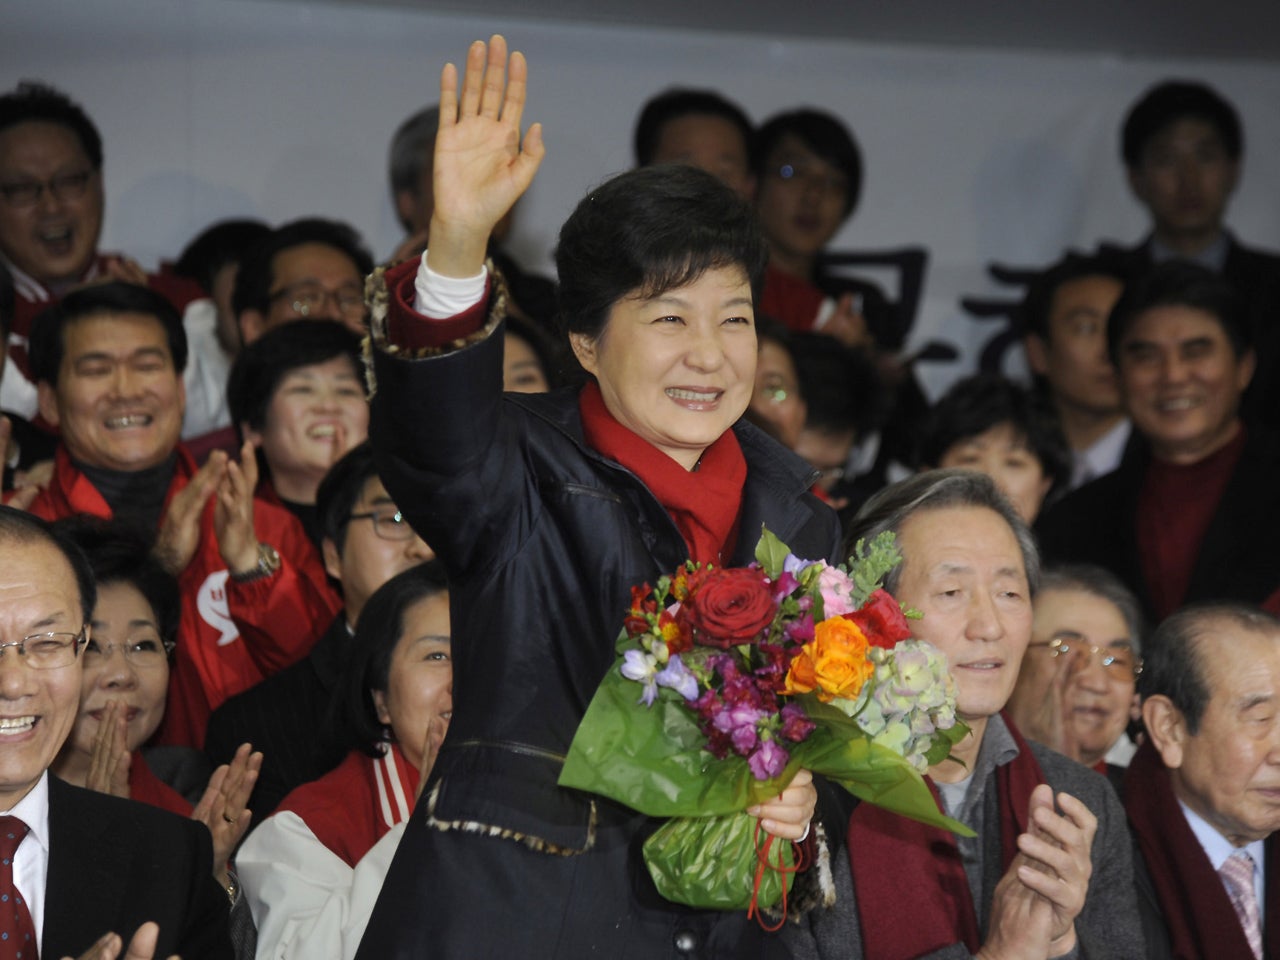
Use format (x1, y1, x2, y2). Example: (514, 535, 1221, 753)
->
(4, 0, 1279, 395)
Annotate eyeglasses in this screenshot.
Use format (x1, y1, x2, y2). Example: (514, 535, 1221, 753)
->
(349, 507, 415, 541)
(770, 162, 848, 197)
(0, 629, 87, 670)
(268, 281, 366, 320)
(83, 636, 175, 669)
(1032, 635, 1142, 679)
(0, 170, 94, 208)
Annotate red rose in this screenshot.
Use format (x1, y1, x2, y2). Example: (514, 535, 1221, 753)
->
(682, 568, 777, 649)
(844, 588, 913, 649)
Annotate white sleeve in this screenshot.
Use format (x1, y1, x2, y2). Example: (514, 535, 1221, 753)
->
(412, 251, 488, 318)
(340, 821, 407, 959)
(237, 811, 353, 960)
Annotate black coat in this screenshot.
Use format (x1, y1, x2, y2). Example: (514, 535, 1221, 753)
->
(358, 278, 842, 957)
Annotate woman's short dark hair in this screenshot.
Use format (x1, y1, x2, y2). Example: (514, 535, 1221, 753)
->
(339, 561, 449, 757)
(918, 374, 1071, 495)
(226, 320, 364, 435)
(790, 332, 882, 439)
(28, 282, 188, 387)
(1106, 260, 1250, 366)
(554, 165, 767, 339)
(53, 516, 180, 649)
(316, 440, 378, 555)
(1121, 80, 1242, 168)
(753, 109, 863, 218)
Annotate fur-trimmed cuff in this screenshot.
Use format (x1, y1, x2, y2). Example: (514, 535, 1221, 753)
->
(764, 820, 837, 924)
(420, 781, 598, 857)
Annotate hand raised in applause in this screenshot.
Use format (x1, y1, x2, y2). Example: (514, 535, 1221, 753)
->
(153, 451, 227, 576)
(191, 741, 262, 888)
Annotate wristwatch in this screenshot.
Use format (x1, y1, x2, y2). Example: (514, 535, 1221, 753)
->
(229, 542, 281, 583)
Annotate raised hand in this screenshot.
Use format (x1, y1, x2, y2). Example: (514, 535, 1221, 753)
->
(1013, 785, 1095, 954)
(64, 922, 181, 960)
(747, 768, 817, 842)
(153, 450, 227, 575)
(822, 292, 873, 350)
(85, 699, 132, 800)
(427, 34, 545, 279)
(192, 741, 262, 887)
(214, 440, 261, 576)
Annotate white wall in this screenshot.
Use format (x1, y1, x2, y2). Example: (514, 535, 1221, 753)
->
(5, 0, 1279, 393)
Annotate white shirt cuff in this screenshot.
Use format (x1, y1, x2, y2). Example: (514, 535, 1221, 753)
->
(413, 249, 489, 319)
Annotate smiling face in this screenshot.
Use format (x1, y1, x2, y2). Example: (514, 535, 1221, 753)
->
(0, 121, 103, 289)
(1117, 304, 1253, 464)
(0, 537, 85, 810)
(570, 265, 757, 471)
(893, 506, 1033, 732)
(937, 422, 1053, 524)
(372, 591, 452, 775)
(70, 580, 169, 756)
(1156, 624, 1280, 846)
(37, 311, 185, 473)
(246, 355, 369, 504)
(1026, 274, 1126, 420)
(1128, 118, 1238, 251)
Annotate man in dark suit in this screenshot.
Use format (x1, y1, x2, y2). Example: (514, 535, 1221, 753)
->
(0, 505, 231, 959)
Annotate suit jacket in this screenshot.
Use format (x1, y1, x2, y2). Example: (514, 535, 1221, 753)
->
(1035, 426, 1280, 621)
(43, 774, 233, 959)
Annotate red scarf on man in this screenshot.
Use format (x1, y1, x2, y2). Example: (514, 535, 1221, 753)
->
(846, 714, 1045, 958)
(579, 380, 746, 565)
(1125, 738, 1280, 959)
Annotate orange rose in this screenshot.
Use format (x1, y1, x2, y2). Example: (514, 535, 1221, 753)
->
(784, 617, 873, 702)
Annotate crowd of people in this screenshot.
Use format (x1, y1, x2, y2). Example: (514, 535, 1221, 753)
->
(0, 30, 1277, 960)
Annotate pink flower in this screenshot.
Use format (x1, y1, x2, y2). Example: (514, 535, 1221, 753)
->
(749, 739, 789, 780)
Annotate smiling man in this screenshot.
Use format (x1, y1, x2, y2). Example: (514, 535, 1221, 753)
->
(22, 282, 339, 747)
(1125, 603, 1280, 960)
(1036, 260, 1280, 621)
(0, 505, 232, 957)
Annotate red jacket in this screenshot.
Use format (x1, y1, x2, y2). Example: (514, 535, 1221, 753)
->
(28, 445, 341, 747)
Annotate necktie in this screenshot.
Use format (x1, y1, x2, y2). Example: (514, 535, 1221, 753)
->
(0, 816, 35, 960)
(1220, 849, 1263, 960)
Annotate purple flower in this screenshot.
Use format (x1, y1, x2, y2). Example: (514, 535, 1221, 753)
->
(749, 738, 789, 780)
(655, 655, 700, 700)
(620, 649, 659, 706)
(779, 703, 816, 743)
(786, 613, 815, 644)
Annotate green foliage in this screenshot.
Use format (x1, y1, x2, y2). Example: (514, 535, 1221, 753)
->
(842, 532, 904, 608)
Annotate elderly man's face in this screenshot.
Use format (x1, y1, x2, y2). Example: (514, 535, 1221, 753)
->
(1158, 625, 1280, 846)
(0, 121, 103, 288)
(0, 537, 85, 810)
(37, 312, 185, 473)
(893, 505, 1033, 724)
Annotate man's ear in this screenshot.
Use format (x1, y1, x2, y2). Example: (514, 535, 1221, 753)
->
(1143, 694, 1187, 769)
(36, 381, 60, 429)
(321, 536, 343, 584)
(1024, 334, 1050, 378)
(569, 332, 599, 377)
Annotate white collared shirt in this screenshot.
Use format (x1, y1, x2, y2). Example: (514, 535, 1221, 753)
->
(1179, 797, 1267, 907)
(1, 772, 51, 949)
(1071, 419, 1131, 490)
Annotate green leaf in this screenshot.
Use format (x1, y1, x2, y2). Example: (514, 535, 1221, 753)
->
(643, 811, 795, 910)
(843, 532, 904, 608)
(754, 526, 792, 579)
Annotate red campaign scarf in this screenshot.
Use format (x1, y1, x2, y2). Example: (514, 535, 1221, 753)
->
(847, 714, 1045, 958)
(578, 380, 746, 565)
(1125, 738, 1280, 959)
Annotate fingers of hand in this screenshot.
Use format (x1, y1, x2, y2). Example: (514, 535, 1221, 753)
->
(123, 922, 160, 960)
(458, 39, 489, 117)
(479, 35, 509, 119)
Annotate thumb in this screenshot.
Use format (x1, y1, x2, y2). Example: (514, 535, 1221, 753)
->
(122, 922, 160, 960)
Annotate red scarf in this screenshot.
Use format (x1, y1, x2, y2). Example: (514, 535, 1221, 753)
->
(578, 381, 746, 565)
(1125, 738, 1280, 959)
(846, 714, 1045, 958)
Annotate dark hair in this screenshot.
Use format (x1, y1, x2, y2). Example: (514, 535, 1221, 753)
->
(753, 109, 863, 218)
(0, 82, 102, 170)
(1138, 603, 1280, 734)
(1018, 251, 1130, 341)
(316, 440, 378, 554)
(919, 374, 1071, 494)
(172, 219, 271, 296)
(1122, 80, 1242, 168)
(633, 88, 754, 168)
(0, 260, 13, 340)
(28, 282, 188, 387)
(789, 331, 881, 439)
(340, 561, 449, 757)
(52, 516, 180, 648)
(554, 165, 767, 339)
(388, 105, 440, 231)
(226, 319, 364, 435)
(231, 218, 375, 318)
(1106, 260, 1251, 366)
(845, 469, 1040, 596)
(1039, 564, 1146, 656)
(0, 505, 96, 623)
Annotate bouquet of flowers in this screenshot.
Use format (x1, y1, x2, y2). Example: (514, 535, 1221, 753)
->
(558, 527, 971, 917)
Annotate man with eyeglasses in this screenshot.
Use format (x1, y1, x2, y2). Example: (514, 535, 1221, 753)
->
(1007, 565, 1145, 793)
(232, 217, 374, 347)
(0, 504, 233, 958)
(1125, 602, 1280, 959)
(206, 441, 433, 818)
(0, 82, 205, 426)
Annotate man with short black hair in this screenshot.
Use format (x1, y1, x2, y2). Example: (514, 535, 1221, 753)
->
(633, 87, 756, 200)
(1125, 603, 1280, 959)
